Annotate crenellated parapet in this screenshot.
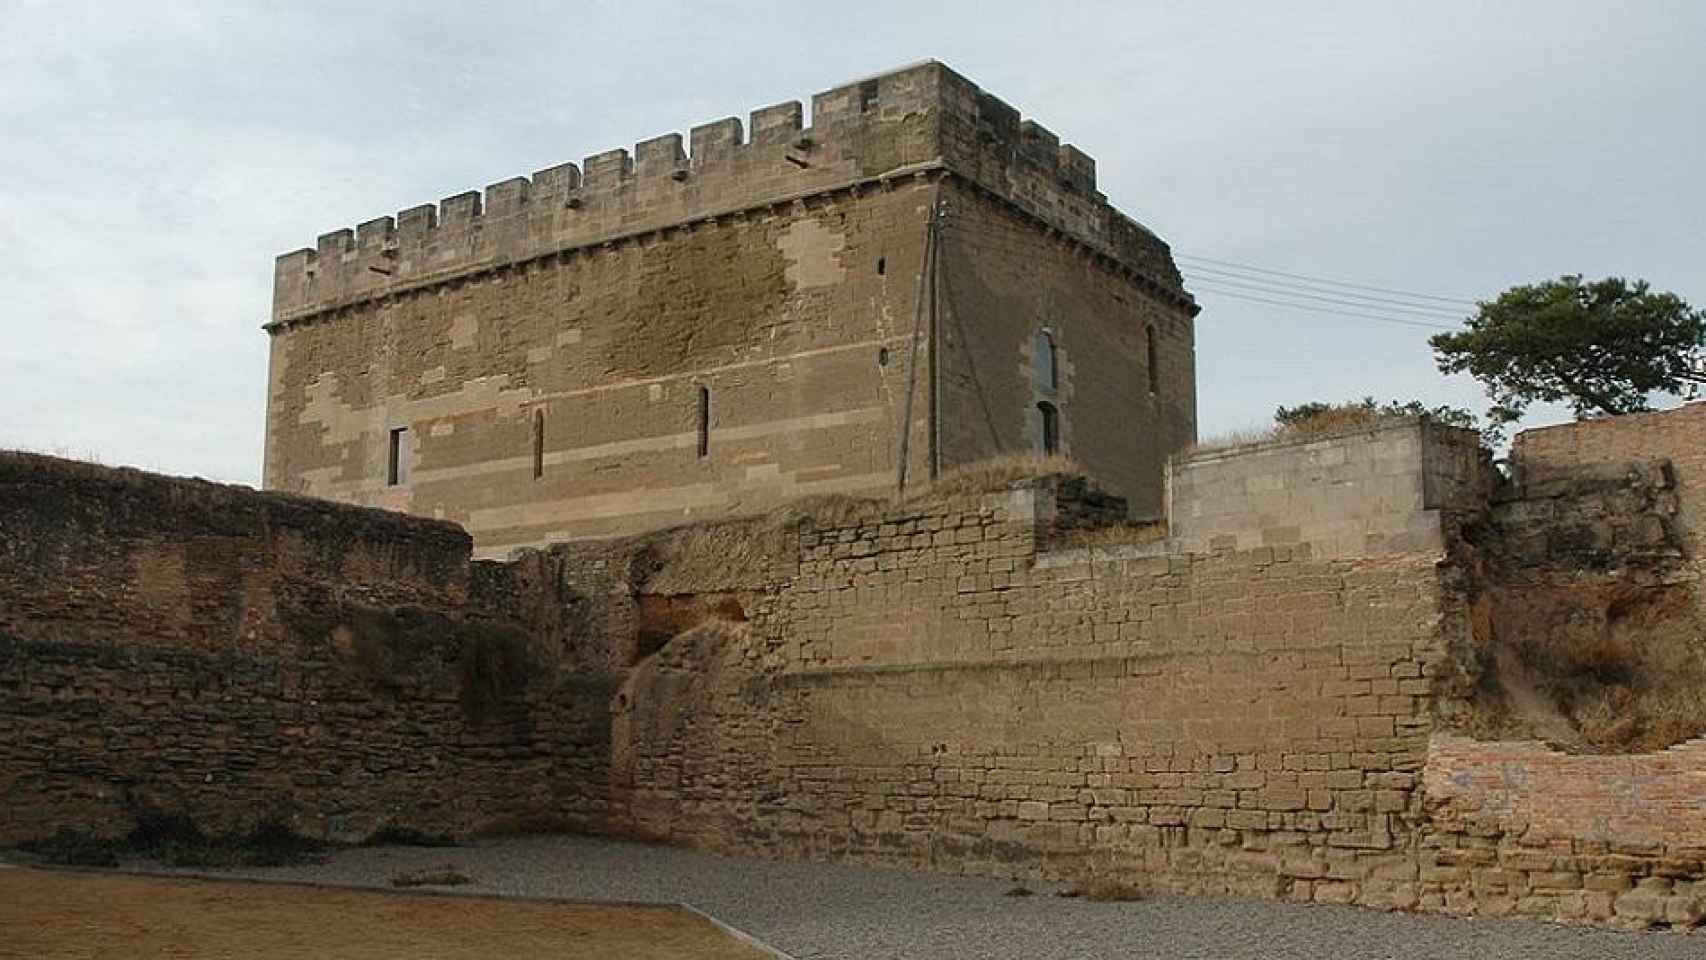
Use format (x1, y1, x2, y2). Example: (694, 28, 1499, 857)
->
(270, 61, 1191, 328)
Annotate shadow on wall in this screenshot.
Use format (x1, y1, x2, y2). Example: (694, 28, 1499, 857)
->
(281, 601, 540, 726)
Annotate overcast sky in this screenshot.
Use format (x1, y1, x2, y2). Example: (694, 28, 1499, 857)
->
(3, 1, 1701, 484)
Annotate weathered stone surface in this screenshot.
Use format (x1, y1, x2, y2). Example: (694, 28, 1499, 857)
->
(0, 451, 613, 844)
(11, 403, 1706, 932)
(262, 61, 1198, 555)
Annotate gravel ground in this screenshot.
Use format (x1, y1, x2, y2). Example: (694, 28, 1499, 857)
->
(135, 835, 1702, 960)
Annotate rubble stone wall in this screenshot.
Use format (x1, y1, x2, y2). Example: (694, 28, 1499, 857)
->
(0, 452, 611, 844)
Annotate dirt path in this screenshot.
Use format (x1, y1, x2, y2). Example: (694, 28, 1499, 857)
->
(0, 868, 770, 960)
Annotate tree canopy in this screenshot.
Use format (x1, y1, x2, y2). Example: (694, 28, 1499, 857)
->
(1430, 275, 1705, 429)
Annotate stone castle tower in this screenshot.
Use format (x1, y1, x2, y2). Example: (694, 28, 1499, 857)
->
(262, 61, 1199, 556)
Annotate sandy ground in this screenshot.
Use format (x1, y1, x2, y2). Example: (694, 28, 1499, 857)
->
(0, 868, 770, 960)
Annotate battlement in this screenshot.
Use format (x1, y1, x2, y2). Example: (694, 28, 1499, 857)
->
(270, 61, 1189, 328)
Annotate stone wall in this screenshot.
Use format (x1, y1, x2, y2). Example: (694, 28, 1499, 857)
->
(265, 178, 937, 557)
(1513, 402, 1706, 562)
(13, 405, 1706, 930)
(1419, 735, 1706, 927)
(263, 60, 1198, 555)
(935, 181, 1197, 517)
(0, 452, 612, 844)
(1410, 403, 1706, 928)
(597, 408, 1706, 927)
(608, 481, 1446, 908)
(1167, 419, 1486, 559)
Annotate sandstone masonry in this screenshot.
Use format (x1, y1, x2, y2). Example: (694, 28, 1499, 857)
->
(8, 408, 1706, 930)
(262, 61, 1199, 557)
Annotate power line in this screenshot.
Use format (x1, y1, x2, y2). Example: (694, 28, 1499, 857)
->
(1182, 273, 1470, 321)
(1189, 284, 1460, 331)
(1175, 253, 1479, 306)
(1180, 267, 1472, 318)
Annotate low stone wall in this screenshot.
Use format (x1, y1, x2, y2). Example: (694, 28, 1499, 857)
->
(0, 452, 472, 652)
(0, 452, 610, 844)
(1420, 735, 1706, 927)
(1167, 418, 1486, 559)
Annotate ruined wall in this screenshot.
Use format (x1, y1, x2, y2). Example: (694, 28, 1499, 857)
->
(264, 61, 1196, 553)
(14, 406, 1706, 930)
(1412, 404, 1706, 928)
(0, 452, 611, 844)
(934, 181, 1197, 517)
(1513, 403, 1706, 561)
(601, 411, 1706, 928)
(609, 482, 1447, 909)
(1168, 419, 1486, 559)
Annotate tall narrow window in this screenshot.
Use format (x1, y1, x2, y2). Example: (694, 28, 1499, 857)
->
(696, 386, 710, 458)
(531, 409, 545, 480)
(1146, 325, 1159, 395)
(386, 427, 409, 486)
(1033, 329, 1058, 394)
(1036, 401, 1060, 456)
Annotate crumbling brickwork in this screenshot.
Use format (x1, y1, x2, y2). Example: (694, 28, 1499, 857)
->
(597, 415, 1706, 927)
(1408, 405, 1706, 928)
(1513, 403, 1706, 566)
(262, 61, 1198, 555)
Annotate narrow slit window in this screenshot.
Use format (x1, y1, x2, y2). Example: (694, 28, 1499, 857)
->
(877, 256, 886, 276)
(531, 409, 545, 480)
(1146, 325, 1159, 395)
(696, 386, 710, 458)
(386, 427, 409, 486)
(1036, 401, 1060, 456)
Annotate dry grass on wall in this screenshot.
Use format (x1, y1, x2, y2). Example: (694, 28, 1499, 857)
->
(919, 453, 1084, 501)
(1190, 405, 1434, 455)
(1457, 581, 1706, 753)
(1049, 520, 1168, 551)
(1187, 425, 1280, 454)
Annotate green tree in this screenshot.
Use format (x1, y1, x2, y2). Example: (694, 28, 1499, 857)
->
(1430, 275, 1705, 431)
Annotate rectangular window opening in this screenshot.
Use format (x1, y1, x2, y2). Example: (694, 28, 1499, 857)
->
(387, 427, 409, 486)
